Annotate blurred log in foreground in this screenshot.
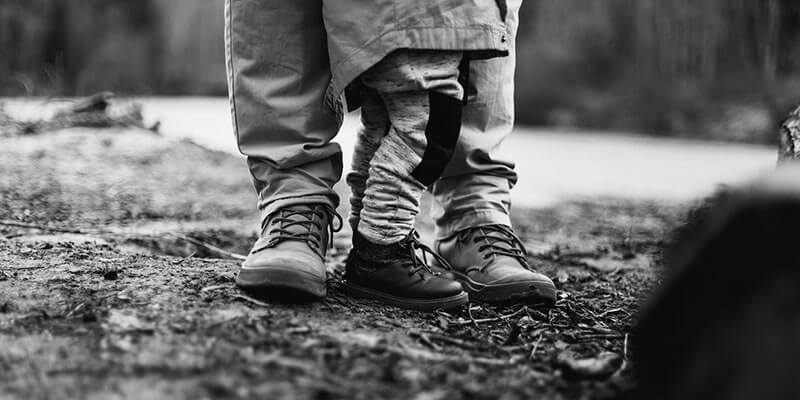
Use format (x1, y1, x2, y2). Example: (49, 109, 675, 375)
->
(633, 164, 800, 400)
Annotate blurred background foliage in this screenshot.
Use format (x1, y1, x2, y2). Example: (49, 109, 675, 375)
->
(1, 0, 799, 142)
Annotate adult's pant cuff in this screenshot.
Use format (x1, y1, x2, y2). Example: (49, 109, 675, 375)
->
(435, 208, 512, 241)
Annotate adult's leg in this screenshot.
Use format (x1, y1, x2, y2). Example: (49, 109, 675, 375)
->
(430, 0, 522, 240)
(226, 0, 342, 297)
(226, 0, 342, 223)
(431, 0, 556, 305)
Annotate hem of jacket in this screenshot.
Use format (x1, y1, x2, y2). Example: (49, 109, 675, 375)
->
(325, 25, 510, 112)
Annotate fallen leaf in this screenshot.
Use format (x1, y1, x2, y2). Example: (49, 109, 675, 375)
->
(556, 351, 623, 380)
(102, 269, 118, 280)
(103, 309, 155, 333)
(411, 389, 450, 400)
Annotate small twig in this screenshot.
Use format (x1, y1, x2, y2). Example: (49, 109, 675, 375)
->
(231, 293, 271, 307)
(623, 333, 629, 362)
(435, 310, 455, 319)
(596, 307, 627, 318)
(611, 333, 631, 379)
(65, 302, 86, 318)
(574, 333, 625, 341)
(524, 307, 535, 322)
(95, 292, 121, 302)
(169, 233, 247, 261)
(200, 284, 230, 293)
(579, 325, 617, 335)
(456, 307, 528, 326)
(9, 265, 46, 270)
(529, 335, 544, 360)
(467, 304, 479, 328)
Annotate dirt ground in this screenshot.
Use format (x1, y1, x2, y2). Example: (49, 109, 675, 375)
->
(0, 127, 688, 399)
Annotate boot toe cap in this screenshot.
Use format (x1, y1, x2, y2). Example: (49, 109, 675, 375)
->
(396, 276, 465, 300)
(437, 279, 466, 297)
(486, 269, 554, 287)
(243, 244, 325, 274)
(237, 246, 327, 296)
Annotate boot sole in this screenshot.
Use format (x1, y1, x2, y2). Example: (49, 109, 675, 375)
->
(342, 281, 469, 311)
(453, 271, 557, 305)
(236, 267, 326, 298)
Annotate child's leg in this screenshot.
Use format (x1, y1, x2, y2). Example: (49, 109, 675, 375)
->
(342, 50, 469, 311)
(346, 89, 389, 232)
(357, 49, 464, 244)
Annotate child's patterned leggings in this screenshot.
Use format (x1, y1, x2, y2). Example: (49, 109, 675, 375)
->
(347, 49, 464, 244)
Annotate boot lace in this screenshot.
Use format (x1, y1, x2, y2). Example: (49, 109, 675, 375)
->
(400, 231, 454, 278)
(255, 204, 343, 257)
(459, 224, 531, 272)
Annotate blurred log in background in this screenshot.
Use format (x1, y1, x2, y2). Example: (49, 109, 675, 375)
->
(1, 0, 799, 142)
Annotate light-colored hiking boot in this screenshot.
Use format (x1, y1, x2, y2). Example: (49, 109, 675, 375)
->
(436, 224, 556, 305)
(236, 204, 341, 298)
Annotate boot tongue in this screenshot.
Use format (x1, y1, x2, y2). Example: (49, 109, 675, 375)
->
(262, 206, 326, 249)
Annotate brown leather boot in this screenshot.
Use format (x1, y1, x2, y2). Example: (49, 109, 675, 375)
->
(436, 224, 556, 305)
(343, 231, 468, 311)
(236, 204, 341, 298)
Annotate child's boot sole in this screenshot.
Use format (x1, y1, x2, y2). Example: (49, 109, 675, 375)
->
(343, 281, 468, 311)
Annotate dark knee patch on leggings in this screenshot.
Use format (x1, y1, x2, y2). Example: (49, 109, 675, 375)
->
(411, 91, 463, 186)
